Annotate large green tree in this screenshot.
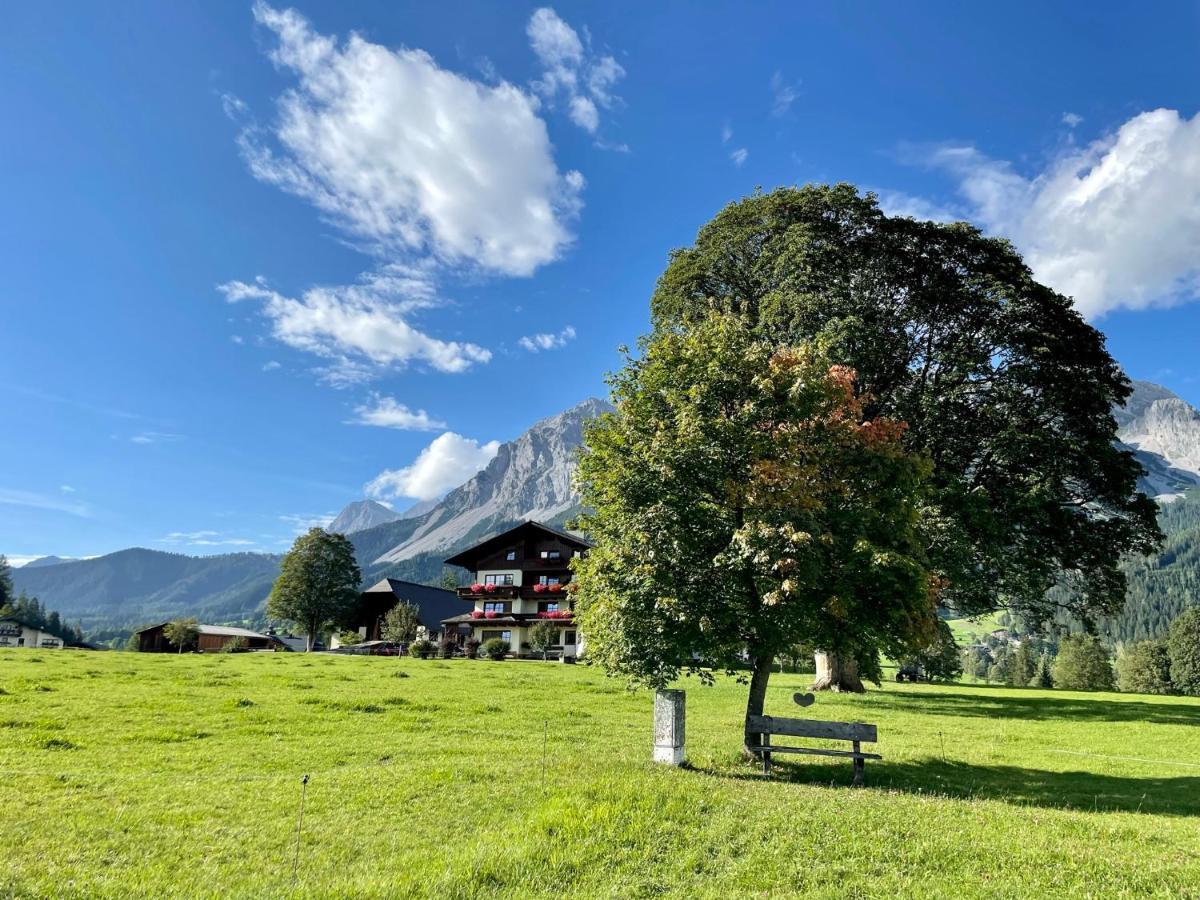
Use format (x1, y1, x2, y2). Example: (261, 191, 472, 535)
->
(1117, 640, 1173, 695)
(649, 185, 1161, 656)
(1052, 635, 1115, 691)
(574, 313, 938, 749)
(268, 528, 362, 651)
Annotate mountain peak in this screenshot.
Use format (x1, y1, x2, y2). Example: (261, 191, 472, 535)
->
(327, 499, 402, 535)
(1117, 381, 1200, 501)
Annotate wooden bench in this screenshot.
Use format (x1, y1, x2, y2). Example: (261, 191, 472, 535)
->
(747, 715, 881, 785)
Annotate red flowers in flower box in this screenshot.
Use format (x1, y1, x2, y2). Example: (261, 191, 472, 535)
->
(549, 583, 563, 593)
(470, 583, 484, 593)
(484, 611, 498, 619)
(532, 583, 547, 593)
(484, 583, 497, 593)
(471, 610, 484, 618)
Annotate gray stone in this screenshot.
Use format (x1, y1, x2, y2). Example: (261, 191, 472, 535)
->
(653, 689, 685, 765)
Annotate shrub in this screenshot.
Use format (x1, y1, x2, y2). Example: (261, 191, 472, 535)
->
(337, 630, 362, 648)
(220, 637, 249, 654)
(1117, 640, 1173, 695)
(1052, 635, 1114, 691)
(464, 638, 481, 659)
(482, 638, 510, 661)
(438, 638, 456, 659)
(1167, 607, 1200, 696)
(409, 639, 434, 659)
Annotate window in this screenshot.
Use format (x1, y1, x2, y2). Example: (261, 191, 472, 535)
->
(505, 550, 517, 561)
(565, 631, 577, 645)
(481, 630, 512, 643)
(538, 601, 560, 613)
(573, 550, 582, 558)
(483, 602, 510, 613)
(483, 574, 514, 585)
(540, 550, 561, 559)
(538, 575, 560, 586)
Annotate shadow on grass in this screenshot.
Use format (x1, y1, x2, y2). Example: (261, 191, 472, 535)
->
(694, 756, 1200, 816)
(868, 688, 1200, 727)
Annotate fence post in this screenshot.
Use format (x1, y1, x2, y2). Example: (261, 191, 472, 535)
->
(653, 689, 686, 765)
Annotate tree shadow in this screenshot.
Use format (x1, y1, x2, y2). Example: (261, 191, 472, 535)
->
(867, 688, 1200, 726)
(694, 755, 1200, 816)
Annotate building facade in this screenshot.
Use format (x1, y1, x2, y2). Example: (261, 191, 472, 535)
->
(134, 623, 286, 652)
(440, 521, 590, 659)
(0, 618, 65, 650)
(342, 578, 461, 647)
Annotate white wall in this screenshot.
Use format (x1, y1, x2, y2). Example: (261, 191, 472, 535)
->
(0, 621, 63, 650)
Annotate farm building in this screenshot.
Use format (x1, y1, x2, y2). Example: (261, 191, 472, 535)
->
(0, 616, 67, 650)
(346, 578, 461, 646)
(134, 623, 287, 653)
(440, 520, 590, 659)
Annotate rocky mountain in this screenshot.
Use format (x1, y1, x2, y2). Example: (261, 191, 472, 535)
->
(327, 499, 402, 535)
(370, 397, 611, 565)
(1115, 380, 1200, 500)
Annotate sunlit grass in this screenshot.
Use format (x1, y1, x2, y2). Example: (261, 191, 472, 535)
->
(0, 650, 1197, 898)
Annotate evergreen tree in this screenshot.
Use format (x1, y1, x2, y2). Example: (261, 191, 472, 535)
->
(1167, 607, 1200, 696)
(0, 555, 12, 610)
(1009, 641, 1036, 687)
(1032, 652, 1054, 688)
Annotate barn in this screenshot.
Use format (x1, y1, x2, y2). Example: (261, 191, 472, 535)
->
(134, 623, 286, 653)
(350, 578, 462, 645)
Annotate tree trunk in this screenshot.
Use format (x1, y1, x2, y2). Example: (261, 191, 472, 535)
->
(742, 649, 775, 755)
(811, 651, 865, 692)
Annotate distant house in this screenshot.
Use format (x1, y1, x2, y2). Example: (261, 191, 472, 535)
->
(440, 520, 590, 658)
(346, 578, 461, 646)
(0, 617, 66, 650)
(134, 623, 286, 653)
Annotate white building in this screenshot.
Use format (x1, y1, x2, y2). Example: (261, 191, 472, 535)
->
(0, 617, 65, 650)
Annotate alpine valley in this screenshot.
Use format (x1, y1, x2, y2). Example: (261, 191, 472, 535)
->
(10, 385, 1200, 646)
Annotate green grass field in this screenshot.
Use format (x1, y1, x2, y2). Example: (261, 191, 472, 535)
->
(1, 650, 1198, 898)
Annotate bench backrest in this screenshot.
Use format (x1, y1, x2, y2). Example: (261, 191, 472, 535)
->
(747, 715, 877, 743)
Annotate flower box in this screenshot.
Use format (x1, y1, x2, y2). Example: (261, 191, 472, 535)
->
(484, 611, 498, 619)
(532, 583, 547, 594)
(470, 610, 484, 619)
(484, 583, 497, 593)
(470, 584, 484, 594)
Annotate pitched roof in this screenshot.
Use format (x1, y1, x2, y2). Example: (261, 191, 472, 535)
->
(132, 622, 280, 642)
(360, 578, 460, 629)
(443, 520, 592, 569)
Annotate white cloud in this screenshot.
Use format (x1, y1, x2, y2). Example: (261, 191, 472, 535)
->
(518, 325, 576, 352)
(770, 71, 800, 117)
(218, 274, 490, 381)
(262, 360, 281, 371)
(569, 96, 599, 133)
(527, 7, 625, 137)
(721, 123, 733, 145)
(59, 485, 76, 494)
(0, 488, 92, 519)
(243, 2, 583, 278)
(366, 432, 500, 501)
(918, 109, 1200, 318)
(279, 512, 337, 535)
(874, 189, 960, 223)
(349, 395, 446, 430)
(730, 148, 748, 167)
(159, 531, 257, 548)
(130, 431, 182, 445)
(7, 556, 44, 568)
(1062, 112, 1083, 128)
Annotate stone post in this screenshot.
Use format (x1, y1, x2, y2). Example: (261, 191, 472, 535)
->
(653, 689, 685, 765)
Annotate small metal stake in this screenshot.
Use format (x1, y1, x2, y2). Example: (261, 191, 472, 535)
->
(542, 719, 548, 786)
(292, 774, 309, 888)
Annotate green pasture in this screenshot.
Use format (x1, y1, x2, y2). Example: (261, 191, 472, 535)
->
(0, 650, 1197, 898)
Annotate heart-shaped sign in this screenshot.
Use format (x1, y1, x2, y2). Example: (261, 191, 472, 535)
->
(793, 692, 815, 707)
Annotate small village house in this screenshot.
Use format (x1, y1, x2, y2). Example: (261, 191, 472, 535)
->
(341, 578, 461, 647)
(133, 623, 286, 653)
(440, 521, 589, 659)
(0, 616, 67, 650)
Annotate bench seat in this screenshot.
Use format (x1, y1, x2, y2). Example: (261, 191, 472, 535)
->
(753, 745, 882, 761)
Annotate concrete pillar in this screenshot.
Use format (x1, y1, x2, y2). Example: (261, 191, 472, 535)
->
(653, 689, 685, 765)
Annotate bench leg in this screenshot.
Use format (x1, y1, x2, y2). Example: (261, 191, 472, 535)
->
(852, 741, 864, 786)
(762, 751, 771, 776)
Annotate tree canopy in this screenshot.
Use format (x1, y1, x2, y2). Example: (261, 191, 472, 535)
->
(1167, 607, 1200, 696)
(268, 528, 361, 651)
(574, 313, 937, 744)
(649, 184, 1160, 629)
(1052, 635, 1115, 691)
(381, 602, 421, 646)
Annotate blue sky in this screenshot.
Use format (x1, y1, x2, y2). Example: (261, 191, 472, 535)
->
(3, 1, 1200, 563)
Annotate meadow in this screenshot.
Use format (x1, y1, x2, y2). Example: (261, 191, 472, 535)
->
(1, 650, 1198, 898)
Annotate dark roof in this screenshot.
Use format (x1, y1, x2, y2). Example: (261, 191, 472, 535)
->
(360, 578, 460, 629)
(443, 520, 592, 569)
